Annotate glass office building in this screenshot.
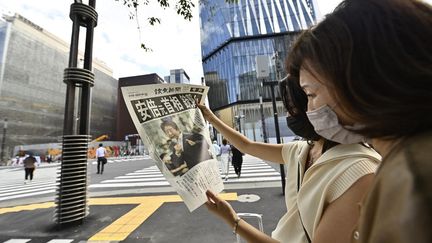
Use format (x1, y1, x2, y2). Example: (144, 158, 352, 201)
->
(0, 14, 118, 160)
(164, 69, 191, 84)
(200, 0, 317, 141)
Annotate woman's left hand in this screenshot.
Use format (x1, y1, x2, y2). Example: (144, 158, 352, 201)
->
(205, 190, 238, 227)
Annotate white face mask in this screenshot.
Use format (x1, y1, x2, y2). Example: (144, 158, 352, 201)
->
(306, 105, 365, 144)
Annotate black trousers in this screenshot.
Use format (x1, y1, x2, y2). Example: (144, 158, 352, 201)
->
(232, 159, 243, 176)
(97, 157, 105, 173)
(25, 168, 35, 180)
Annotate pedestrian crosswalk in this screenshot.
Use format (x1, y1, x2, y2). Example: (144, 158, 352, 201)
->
(89, 156, 281, 189)
(89, 155, 148, 165)
(0, 165, 58, 202)
(0, 156, 148, 202)
(0, 156, 280, 202)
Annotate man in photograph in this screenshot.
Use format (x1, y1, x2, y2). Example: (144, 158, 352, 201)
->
(160, 120, 211, 170)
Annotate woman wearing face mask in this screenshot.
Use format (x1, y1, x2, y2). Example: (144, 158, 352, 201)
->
(286, 0, 432, 242)
(197, 74, 381, 243)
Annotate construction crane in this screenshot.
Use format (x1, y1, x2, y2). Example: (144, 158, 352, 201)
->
(92, 135, 108, 142)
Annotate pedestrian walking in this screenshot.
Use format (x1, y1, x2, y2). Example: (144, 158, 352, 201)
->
(23, 152, 37, 184)
(230, 145, 243, 178)
(96, 143, 107, 174)
(219, 139, 231, 180)
(212, 140, 221, 163)
(11, 156, 19, 166)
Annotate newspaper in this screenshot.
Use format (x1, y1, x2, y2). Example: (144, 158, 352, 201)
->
(121, 84, 224, 211)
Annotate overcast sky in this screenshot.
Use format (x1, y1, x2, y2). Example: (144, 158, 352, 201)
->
(0, 0, 430, 84)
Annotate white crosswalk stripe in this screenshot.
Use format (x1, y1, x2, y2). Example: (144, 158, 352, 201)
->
(0, 157, 146, 202)
(2, 239, 31, 243)
(90, 155, 149, 165)
(2, 239, 74, 243)
(0, 165, 59, 202)
(46, 240, 74, 243)
(89, 157, 281, 189)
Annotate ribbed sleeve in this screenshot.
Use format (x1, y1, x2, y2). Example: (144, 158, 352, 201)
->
(327, 159, 378, 203)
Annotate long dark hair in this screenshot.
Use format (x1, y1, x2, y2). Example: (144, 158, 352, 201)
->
(287, 0, 432, 139)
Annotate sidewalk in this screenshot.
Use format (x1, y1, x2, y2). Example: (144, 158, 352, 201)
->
(0, 187, 285, 243)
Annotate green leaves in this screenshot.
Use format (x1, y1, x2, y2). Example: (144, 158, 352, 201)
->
(115, 0, 237, 50)
(175, 0, 195, 21)
(148, 17, 161, 25)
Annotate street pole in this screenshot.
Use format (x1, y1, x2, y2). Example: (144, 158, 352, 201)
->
(1, 118, 7, 163)
(56, 0, 97, 225)
(265, 81, 286, 195)
(235, 115, 244, 134)
(259, 80, 268, 143)
(256, 55, 284, 194)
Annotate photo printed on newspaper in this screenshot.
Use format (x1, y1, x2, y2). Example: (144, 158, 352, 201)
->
(121, 84, 224, 211)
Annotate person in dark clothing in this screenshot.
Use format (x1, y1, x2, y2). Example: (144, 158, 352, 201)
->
(160, 152, 188, 177)
(23, 152, 37, 184)
(230, 145, 243, 178)
(161, 120, 212, 170)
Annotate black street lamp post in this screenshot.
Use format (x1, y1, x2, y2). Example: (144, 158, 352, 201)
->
(1, 118, 7, 164)
(234, 114, 244, 134)
(264, 80, 286, 195)
(56, 0, 98, 225)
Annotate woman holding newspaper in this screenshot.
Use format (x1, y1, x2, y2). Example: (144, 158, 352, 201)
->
(197, 72, 381, 243)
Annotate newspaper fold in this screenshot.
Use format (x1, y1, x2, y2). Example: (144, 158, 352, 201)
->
(122, 84, 224, 211)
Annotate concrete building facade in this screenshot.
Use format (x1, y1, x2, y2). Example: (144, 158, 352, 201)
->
(0, 14, 118, 160)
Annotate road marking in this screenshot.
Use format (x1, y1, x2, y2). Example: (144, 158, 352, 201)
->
(46, 240, 74, 243)
(87, 193, 237, 241)
(0, 193, 238, 242)
(3, 239, 31, 243)
(88, 200, 164, 241)
(91, 181, 170, 187)
(0, 189, 56, 202)
(0, 202, 54, 214)
(89, 159, 280, 190)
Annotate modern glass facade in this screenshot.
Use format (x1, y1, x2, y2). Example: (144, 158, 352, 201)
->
(0, 14, 118, 160)
(200, 0, 317, 141)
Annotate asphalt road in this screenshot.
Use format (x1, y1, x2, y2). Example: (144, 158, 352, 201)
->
(0, 155, 286, 243)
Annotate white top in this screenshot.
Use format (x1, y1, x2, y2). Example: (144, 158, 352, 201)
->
(96, 147, 106, 158)
(271, 142, 381, 243)
(212, 143, 221, 156)
(220, 144, 231, 155)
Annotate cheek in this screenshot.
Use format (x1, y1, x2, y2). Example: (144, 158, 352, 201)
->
(307, 96, 325, 112)
(306, 100, 314, 112)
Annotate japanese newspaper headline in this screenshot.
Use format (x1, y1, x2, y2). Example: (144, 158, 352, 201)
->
(121, 84, 224, 211)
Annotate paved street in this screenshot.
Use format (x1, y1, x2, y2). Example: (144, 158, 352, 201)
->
(0, 156, 153, 207)
(0, 155, 282, 206)
(0, 155, 286, 243)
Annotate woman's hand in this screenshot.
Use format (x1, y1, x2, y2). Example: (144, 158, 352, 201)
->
(205, 190, 238, 227)
(196, 101, 215, 122)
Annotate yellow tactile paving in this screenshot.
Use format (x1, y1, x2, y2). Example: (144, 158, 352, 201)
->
(0, 192, 238, 242)
(0, 202, 54, 214)
(89, 200, 162, 241)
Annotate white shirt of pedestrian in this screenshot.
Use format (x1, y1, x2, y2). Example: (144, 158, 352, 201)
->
(96, 147, 106, 157)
